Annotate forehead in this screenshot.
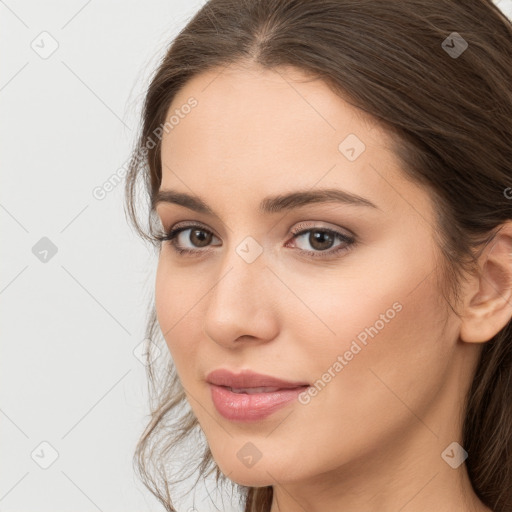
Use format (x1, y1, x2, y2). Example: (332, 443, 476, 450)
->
(164, 62, 385, 152)
(159, 62, 431, 221)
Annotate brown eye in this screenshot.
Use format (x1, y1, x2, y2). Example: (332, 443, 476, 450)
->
(289, 226, 355, 258)
(188, 228, 213, 248)
(306, 230, 336, 251)
(157, 224, 220, 256)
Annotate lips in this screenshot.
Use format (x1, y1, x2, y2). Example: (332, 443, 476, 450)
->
(205, 369, 310, 421)
(205, 368, 310, 390)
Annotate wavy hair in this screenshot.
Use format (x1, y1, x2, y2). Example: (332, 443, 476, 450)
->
(124, 1, 512, 510)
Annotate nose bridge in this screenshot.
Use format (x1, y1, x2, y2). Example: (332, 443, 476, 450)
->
(203, 237, 278, 346)
(213, 233, 268, 303)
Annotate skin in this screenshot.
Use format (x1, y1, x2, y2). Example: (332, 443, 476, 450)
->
(154, 61, 512, 512)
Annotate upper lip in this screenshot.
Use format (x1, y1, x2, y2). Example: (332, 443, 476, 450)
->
(206, 369, 310, 389)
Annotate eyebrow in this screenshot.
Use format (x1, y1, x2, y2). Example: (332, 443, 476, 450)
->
(152, 188, 379, 217)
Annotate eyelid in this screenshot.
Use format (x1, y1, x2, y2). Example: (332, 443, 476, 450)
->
(166, 220, 217, 236)
(290, 220, 355, 239)
(162, 219, 353, 239)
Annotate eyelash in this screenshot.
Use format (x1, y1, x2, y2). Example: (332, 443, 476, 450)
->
(155, 222, 356, 259)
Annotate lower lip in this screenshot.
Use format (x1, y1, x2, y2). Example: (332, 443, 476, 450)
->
(209, 384, 309, 422)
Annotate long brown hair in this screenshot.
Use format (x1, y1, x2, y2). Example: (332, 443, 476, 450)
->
(123, 1, 512, 510)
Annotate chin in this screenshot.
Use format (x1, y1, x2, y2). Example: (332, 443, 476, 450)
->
(222, 466, 276, 487)
(210, 446, 284, 487)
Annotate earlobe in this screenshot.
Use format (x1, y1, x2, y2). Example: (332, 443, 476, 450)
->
(459, 222, 512, 344)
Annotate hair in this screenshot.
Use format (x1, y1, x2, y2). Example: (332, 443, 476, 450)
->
(123, 1, 512, 510)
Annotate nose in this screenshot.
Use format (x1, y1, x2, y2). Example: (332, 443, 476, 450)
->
(203, 243, 279, 349)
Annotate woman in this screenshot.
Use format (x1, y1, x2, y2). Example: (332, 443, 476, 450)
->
(124, 1, 512, 510)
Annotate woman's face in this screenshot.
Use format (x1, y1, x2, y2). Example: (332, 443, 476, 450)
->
(154, 63, 476, 489)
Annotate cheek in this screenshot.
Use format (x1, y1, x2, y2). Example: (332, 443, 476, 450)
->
(262, 266, 452, 478)
(155, 256, 201, 366)
(287, 234, 448, 381)
(292, 257, 451, 433)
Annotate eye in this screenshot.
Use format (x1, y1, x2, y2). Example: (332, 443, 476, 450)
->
(156, 221, 356, 259)
(286, 222, 356, 259)
(156, 223, 220, 257)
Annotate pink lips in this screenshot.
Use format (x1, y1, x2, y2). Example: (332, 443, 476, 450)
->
(206, 369, 310, 422)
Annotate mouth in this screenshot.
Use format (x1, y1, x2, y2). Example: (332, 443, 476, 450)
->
(205, 368, 310, 421)
(205, 368, 310, 389)
(208, 383, 310, 422)
(223, 386, 288, 394)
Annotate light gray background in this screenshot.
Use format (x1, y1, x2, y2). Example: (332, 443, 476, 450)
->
(1, 1, 511, 511)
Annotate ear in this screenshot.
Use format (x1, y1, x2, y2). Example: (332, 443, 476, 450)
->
(459, 221, 512, 343)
